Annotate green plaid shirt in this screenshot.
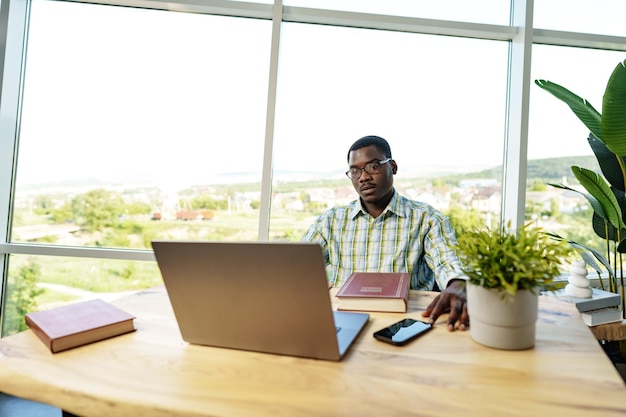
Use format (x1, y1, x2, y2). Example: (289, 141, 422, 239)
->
(302, 190, 466, 290)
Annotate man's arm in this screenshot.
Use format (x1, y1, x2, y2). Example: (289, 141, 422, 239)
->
(424, 214, 466, 291)
(421, 214, 468, 331)
(301, 216, 332, 271)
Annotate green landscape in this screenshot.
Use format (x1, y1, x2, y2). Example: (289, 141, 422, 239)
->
(2, 155, 600, 335)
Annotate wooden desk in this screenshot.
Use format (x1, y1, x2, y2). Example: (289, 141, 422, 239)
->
(0, 287, 624, 417)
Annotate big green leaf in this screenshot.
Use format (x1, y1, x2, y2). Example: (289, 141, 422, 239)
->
(588, 132, 626, 192)
(572, 166, 625, 230)
(548, 181, 606, 219)
(535, 79, 603, 141)
(591, 210, 626, 243)
(602, 60, 626, 156)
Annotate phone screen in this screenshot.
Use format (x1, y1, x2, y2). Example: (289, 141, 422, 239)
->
(373, 318, 432, 346)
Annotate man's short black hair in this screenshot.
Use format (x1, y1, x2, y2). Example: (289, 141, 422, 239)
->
(347, 135, 392, 162)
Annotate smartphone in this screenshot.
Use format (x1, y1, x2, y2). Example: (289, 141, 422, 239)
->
(373, 318, 433, 346)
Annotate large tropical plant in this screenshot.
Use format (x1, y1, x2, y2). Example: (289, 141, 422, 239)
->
(535, 59, 626, 315)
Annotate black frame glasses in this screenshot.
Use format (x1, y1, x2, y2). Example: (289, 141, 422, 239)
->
(345, 158, 392, 180)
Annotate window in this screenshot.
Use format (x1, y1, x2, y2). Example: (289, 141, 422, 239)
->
(15, 0, 272, 249)
(534, 0, 626, 36)
(2, 0, 626, 336)
(271, 22, 507, 239)
(527, 45, 626, 250)
(3, 254, 161, 335)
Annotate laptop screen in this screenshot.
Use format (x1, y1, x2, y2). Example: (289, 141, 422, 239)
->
(152, 240, 368, 361)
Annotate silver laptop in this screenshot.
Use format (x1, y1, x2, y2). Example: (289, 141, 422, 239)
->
(151, 240, 369, 361)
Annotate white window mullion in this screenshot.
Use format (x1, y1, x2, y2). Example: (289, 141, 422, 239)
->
(257, 0, 283, 241)
(502, 0, 534, 230)
(0, 0, 30, 328)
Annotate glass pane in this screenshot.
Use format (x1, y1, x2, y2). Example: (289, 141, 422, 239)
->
(13, 0, 272, 249)
(271, 22, 509, 240)
(284, 0, 510, 25)
(528, 45, 626, 252)
(534, 0, 626, 37)
(2, 254, 160, 336)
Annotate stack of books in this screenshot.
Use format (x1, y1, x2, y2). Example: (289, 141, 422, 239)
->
(558, 288, 623, 326)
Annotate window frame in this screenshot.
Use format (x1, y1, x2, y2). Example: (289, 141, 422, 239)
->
(1, 0, 626, 326)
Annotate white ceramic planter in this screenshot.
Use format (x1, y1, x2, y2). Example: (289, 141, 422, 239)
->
(467, 283, 538, 350)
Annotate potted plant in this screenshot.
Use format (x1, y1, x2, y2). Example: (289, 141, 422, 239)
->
(535, 59, 626, 315)
(535, 58, 626, 381)
(456, 222, 571, 350)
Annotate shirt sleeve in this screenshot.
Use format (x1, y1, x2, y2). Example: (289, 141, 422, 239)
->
(301, 215, 330, 266)
(423, 213, 467, 290)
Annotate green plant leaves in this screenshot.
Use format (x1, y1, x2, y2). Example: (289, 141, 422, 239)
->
(603, 60, 626, 156)
(535, 79, 603, 141)
(571, 166, 625, 230)
(456, 223, 571, 296)
(536, 59, 626, 302)
(548, 181, 606, 219)
(588, 132, 626, 191)
(545, 232, 614, 280)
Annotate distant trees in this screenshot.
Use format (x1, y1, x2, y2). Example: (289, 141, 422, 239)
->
(529, 179, 547, 192)
(49, 189, 151, 232)
(72, 189, 126, 232)
(188, 195, 228, 210)
(2, 258, 43, 335)
(49, 203, 74, 224)
(32, 195, 55, 214)
(445, 205, 486, 236)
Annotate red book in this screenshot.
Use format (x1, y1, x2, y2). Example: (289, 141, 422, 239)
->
(336, 272, 410, 313)
(25, 299, 136, 353)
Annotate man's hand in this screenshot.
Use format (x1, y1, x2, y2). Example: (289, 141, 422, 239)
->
(422, 280, 469, 331)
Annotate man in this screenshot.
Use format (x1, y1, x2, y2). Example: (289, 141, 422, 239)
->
(302, 135, 469, 331)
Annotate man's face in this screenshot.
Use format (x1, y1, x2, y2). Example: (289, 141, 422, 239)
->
(347, 145, 396, 204)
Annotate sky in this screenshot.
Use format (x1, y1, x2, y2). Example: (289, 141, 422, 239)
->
(13, 0, 626, 189)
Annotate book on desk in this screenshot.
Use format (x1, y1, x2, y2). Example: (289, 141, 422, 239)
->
(25, 298, 136, 353)
(552, 287, 622, 326)
(336, 272, 410, 313)
(581, 306, 623, 326)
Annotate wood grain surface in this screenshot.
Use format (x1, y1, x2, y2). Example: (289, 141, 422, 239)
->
(0, 286, 624, 417)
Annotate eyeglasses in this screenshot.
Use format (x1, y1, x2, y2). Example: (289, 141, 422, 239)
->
(345, 158, 392, 180)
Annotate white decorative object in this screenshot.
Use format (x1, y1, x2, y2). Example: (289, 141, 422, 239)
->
(564, 260, 592, 299)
